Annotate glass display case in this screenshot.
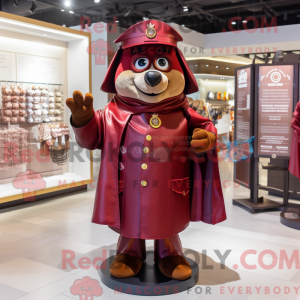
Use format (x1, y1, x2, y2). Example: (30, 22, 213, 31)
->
(0, 12, 93, 207)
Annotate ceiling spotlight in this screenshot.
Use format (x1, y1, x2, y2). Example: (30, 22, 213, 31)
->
(29, 1, 37, 13)
(61, 9, 65, 11)
(65, 1, 71, 6)
(206, 65, 209, 67)
(183, 6, 188, 12)
(62, 24, 66, 27)
(231, 21, 236, 25)
(182, 24, 185, 27)
(243, 20, 247, 23)
(143, 17, 149, 20)
(13, 0, 19, 7)
(226, 67, 229, 69)
(115, 20, 119, 23)
(94, 0, 100, 2)
(220, 78, 223, 80)
(216, 66, 219, 68)
(69, 10, 74, 14)
(195, 65, 198, 67)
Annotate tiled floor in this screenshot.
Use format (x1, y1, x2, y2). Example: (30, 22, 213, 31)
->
(0, 161, 300, 299)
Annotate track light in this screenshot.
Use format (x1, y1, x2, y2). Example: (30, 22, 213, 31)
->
(13, 0, 19, 7)
(29, 1, 37, 14)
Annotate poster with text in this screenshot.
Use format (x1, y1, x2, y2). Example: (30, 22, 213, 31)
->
(235, 66, 252, 187)
(257, 65, 294, 157)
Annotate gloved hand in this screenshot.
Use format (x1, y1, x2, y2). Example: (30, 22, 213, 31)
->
(66, 90, 94, 128)
(191, 128, 216, 153)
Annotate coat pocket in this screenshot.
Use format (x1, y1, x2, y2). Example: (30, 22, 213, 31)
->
(172, 177, 190, 233)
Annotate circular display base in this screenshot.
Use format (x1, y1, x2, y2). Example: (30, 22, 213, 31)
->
(99, 252, 199, 296)
(280, 210, 300, 230)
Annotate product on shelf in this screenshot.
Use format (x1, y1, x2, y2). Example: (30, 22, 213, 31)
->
(0, 127, 28, 169)
(38, 123, 71, 164)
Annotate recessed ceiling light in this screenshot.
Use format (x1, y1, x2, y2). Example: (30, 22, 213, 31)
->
(216, 66, 219, 68)
(94, 0, 100, 2)
(61, 9, 65, 11)
(182, 24, 185, 27)
(243, 20, 247, 23)
(206, 65, 209, 67)
(183, 7, 188, 12)
(62, 24, 66, 27)
(231, 21, 236, 25)
(65, 1, 71, 6)
(226, 67, 229, 69)
(220, 78, 223, 79)
(195, 65, 198, 67)
(69, 10, 74, 14)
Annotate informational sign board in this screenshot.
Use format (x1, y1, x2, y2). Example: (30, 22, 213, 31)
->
(256, 64, 297, 158)
(234, 65, 254, 189)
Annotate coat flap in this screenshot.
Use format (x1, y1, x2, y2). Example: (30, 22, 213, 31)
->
(172, 177, 190, 197)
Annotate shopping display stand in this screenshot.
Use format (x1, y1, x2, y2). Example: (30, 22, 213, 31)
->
(233, 61, 298, 213)
(99, 252, 199, 296)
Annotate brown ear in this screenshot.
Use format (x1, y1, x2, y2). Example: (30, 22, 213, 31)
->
(175, 49, 199, 95)
(101, 47, 123, 93)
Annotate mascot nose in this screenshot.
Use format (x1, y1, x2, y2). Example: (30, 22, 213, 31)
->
(145, 71, 162, 87)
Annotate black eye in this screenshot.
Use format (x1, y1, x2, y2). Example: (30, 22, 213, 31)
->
(155, 58, 169, 71)
(135, 58, 149, 70)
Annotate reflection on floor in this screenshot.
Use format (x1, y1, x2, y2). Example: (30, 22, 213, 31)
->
(0, 160, 299, 299)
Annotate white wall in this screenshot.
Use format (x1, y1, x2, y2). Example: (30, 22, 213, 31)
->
(173, 23, 300, 57)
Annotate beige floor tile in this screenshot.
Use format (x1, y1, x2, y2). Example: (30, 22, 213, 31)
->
(39, 210, 91, 223)
(0, 258, 71, 293)
(0, 221, 52, 238)
(0, 232, 24, 244)
(21, 217, 65, 228)
(0, 282, 27, 300)
(15, 274, 81, 300)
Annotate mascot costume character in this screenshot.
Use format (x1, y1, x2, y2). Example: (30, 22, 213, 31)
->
(66, 20, 226, 281)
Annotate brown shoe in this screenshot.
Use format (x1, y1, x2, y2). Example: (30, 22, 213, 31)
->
(158, 255, 192, 281)
(110, 254, 143, 279)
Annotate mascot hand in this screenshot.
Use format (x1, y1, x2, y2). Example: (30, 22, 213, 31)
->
(191, 128, 216, 153)
(66, 90, 94, 128)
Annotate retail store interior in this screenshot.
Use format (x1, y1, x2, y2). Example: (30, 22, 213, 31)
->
(1, 0, 300, 299)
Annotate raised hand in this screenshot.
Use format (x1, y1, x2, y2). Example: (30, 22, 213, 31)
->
(191, 128, 216, 153)
(66, 90, 94, 128)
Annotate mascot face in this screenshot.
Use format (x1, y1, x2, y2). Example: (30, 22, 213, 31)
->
(115, 45, 185, 103)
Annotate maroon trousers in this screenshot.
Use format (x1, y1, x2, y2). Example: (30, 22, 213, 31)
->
(116, 234, 183, 261)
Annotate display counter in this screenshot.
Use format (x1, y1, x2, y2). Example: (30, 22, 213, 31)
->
(0, 12, 93, 207)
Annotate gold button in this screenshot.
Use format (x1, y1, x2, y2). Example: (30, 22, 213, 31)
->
(141, 163, 147, 170)
(143, 147, 149, 154)
(183, 191, 186, 195)
(146, 135, 152, 141)
(141, 180, 147, 187)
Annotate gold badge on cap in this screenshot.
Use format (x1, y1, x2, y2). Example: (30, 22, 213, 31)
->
(146, 23, 156, 39)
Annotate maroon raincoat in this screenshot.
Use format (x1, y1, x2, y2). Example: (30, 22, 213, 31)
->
(72, 95, 226, 239)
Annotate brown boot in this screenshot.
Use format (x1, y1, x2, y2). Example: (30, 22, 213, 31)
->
(158, 255, 192, 281)
(110, 254, 143, 279)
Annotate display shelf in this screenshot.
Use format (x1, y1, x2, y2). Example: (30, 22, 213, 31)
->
(0, 11, 93, 207)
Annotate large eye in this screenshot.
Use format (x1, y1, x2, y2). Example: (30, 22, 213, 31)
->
(134, 58, 149, 70)
(155, 58, 169, 71)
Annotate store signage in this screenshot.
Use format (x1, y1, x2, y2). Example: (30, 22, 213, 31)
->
(257, 65, 294, 157)
(235, 66, 253, 188)
(236, 67, 251, 140)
